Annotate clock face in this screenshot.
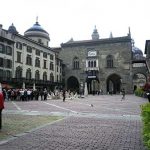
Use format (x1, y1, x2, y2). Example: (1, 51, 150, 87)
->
(88, 51, 97, 57)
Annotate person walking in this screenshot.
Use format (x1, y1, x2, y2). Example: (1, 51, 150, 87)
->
(121, 88, 125, 100)
(0, 91, 4, 130)
(62, 89, 66, 102)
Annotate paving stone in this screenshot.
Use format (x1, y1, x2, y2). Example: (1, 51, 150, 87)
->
(0, 95, 148, 150)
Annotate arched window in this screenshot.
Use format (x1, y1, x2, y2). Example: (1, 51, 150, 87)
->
(106, 55, 113, 68)
(43, 72, 47, 81)
(50, 73, 54, 82)
(88, 60, 97, 68)
(73, 57, 79, 69)
(15, 66, 22, 78)
(94, 60, 96, 67)
(35, 70, 40, 80)
(91, 61, 93, 67)
(26, 68, 32, 79)
(88, 61, 90, 67)
(35, 57, 40, 67)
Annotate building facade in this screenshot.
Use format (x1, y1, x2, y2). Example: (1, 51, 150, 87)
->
(59, 27, 147, 94)
(0, 22, 63, 91)
(0, 21, 147, 94)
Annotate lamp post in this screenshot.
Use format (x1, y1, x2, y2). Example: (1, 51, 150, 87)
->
(120, 78, 122, 93)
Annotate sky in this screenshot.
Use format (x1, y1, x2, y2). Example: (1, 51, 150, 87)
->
(0, 0, 150, 53)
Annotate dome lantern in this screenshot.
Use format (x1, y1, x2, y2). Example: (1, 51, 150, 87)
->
(8, 23, 18, 34)
(24, 19, 50, 46)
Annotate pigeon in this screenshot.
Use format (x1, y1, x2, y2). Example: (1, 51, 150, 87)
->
(91, 104, 94, 107)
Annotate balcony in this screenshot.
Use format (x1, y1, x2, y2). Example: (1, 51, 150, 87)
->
(84, 67, 99, 71)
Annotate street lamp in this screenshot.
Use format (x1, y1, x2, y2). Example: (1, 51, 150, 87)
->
(120, 78, 122, 93)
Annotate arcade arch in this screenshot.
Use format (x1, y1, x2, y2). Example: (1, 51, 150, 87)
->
(67, 76, 79, 92)
(107, 74, 121, 94)
(133, 73, 146, 91)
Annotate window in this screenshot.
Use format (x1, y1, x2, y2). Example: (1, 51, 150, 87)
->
(94, 61, 96, 67)
(6, 70, 12, 78)
(16, 42, 22, 50)
(43, 72, 47, 81)
(50, 73, 54, 82)
(43, 60, 47, 69)
(0, 69, 3, 77)
(6, 46, 12, 55)
(56, 59, 59, 66)
(35, 57, 40, 67)
(38, 39, 42, 44)
(27, 46, 32, 53)
(0, 57, 4, 67)
(73, 57, 79, 69)
(26, 55, 32, 65)
(6, 59, 12, 68)
(0, 44, 5, 53)
(35, 70, 40, 80)
(36, 49, 40, 56)
(56, 75, 59, 82)
(50, 62, 54, 70)
(15, 66, 22, 78)
(26, 68, 32, 79)
(88, 60, 97, 68)
(106, 55, 113, 68)
(43, 52, 47, 58)
(17, 51, 21, 63)
(91, 61, 93, 67)
(50, 54, 54, 60)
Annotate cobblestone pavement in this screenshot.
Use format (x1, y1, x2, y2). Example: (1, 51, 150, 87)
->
(0, 95, 148, 150)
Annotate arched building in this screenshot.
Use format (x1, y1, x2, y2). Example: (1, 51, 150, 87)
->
(59, 27, 147, 94)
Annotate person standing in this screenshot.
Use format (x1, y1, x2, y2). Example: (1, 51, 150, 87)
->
(146, 89, 150, 103)
(0, 91, 4, 130)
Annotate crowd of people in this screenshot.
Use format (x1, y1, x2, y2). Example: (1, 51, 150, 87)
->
(1, 88, 79, 102)
(2, 88, 48, 101)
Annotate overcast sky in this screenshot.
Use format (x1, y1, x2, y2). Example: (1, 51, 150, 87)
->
(0, 0, 149, 53)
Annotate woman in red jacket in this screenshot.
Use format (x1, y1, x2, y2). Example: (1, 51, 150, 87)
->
(0, 91, 4, 130)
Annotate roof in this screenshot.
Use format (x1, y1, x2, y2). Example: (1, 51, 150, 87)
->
(61, 36, 131, 47)
(24, 22, 48, 34)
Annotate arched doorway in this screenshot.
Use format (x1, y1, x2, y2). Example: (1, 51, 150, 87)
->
(107, 74, 121, 94)
(133, 73, 146, 89)
(67, 76, 79, 92)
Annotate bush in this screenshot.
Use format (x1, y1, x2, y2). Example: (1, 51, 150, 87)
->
(141, 103, 150, 149)
(135, 88, 145, 97)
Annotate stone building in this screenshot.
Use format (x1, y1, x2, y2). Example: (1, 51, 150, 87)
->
(0, 24, 14, 89)
(0, 21, 63, 90)
(0, 21, 147, 93)
(59, 27, 147, 94)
